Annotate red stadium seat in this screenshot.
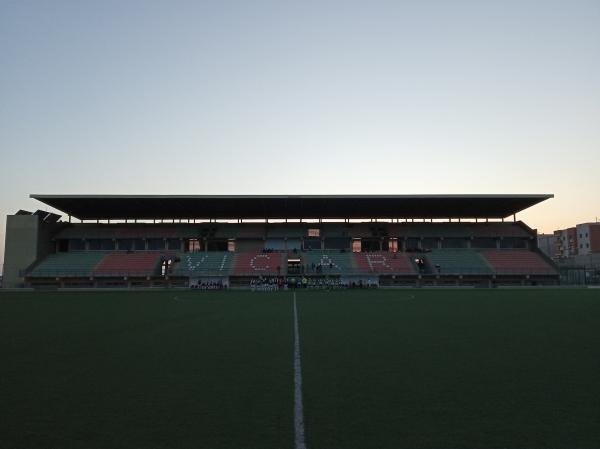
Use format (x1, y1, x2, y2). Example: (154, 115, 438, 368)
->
(480, 250, 556, 274)
(93, 251, 164, 277)
(233, 252, 283, 275)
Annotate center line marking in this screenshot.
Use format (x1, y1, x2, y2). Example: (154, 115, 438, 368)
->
(293, 291, 307, 449)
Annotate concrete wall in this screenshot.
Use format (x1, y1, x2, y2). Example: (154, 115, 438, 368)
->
(537, 234, 555, 259)
(556, 252, 600, 267)
(591, 225, 600, 253)
(575, 223, 600, 255)
(576, 224, 591, 255)
(554, 227, 579, 257)
(3, 215, 40, 288)
(2, 214, 64, 288)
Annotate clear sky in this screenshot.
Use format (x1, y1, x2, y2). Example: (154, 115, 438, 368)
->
(1, 0, 599, 268)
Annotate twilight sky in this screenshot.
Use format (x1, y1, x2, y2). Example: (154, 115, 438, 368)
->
(1, 0, 599, 267)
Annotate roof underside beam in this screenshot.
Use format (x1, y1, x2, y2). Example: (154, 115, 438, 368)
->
(29, 194, 553, 221)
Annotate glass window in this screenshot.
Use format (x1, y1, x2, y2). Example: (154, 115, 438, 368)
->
(117, 239, 134, 251)
(422, 238, 438, 250)
(167, 239, 181, 250)
(101, 240, 115, 250)
(188, 239, 201, 252)
(500, 238, 526, 249)
(406, 238, 420, 251)
(472, 238, 496, 248)
(303, 237, 321, 250)
(147, 239, 165, 250)
(442, 238, 468, 249)
(89, 239, 114, 250)
(69, 239, 85, 251)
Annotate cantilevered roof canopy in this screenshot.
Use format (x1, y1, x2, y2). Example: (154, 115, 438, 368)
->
(30, 194, 553, 220)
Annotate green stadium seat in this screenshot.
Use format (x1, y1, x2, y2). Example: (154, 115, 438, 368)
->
(425, 249, 492, 275)
(171, 252, 233, 276)
(233, 252, 284, 275)
(302, 251, 356, 274)
(354, 252, 415, 274)
(28, 251, 108, 278)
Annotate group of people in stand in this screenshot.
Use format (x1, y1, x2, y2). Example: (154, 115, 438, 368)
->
(249, 276, 379, 291)
(304, 277, 344, 289)
(190, 281, 226, 290)
(250, 277, 285, 291)
(188, 277, 379, 291)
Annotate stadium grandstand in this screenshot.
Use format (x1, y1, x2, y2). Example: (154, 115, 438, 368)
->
(2, 194, 558, 289)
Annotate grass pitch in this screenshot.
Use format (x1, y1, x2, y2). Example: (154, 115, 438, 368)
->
(1, 288, 599, 449)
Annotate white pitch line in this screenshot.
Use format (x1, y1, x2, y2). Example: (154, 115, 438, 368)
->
(293, 291, 307, 449)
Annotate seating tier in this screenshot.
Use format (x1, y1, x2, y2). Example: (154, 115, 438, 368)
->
(172, 252, 233, 275)
(425, 249, 492, 274)
(302, 251, 356, 274)
(29, 252, 107, 277)
(354, 252, 415, 274)
(233, 252, 284, 275)
(93, 252, 163, 277)
(480, 250, 556, 274)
